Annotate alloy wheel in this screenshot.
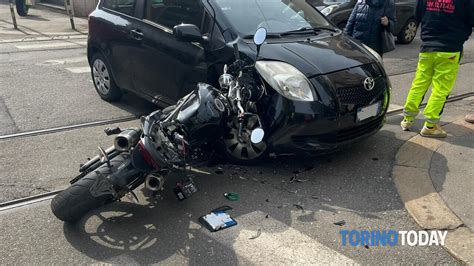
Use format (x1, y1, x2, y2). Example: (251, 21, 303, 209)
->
(92, 59, 111, 95)
(223, 116, 267, 161)
(404, 21, 417, 42)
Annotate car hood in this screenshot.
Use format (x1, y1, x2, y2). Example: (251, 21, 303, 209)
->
(256, 33, 375, 78)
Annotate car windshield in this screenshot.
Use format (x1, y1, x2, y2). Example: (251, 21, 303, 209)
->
(210, 0, 333, 37)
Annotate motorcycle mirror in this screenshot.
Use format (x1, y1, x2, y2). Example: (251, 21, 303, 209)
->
(250, 128, 265, 144)
(253, 27, 267, 46)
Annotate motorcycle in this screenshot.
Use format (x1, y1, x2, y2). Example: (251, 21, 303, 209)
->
(51, 28, 269, 223)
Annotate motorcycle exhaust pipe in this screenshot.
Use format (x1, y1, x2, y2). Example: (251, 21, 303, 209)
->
(114, 128, 141, 152)
(145, 174, 164, 192)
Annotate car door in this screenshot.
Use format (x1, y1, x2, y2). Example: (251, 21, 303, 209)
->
(99, 0, 144, 93)
(132, 0, 207, 106)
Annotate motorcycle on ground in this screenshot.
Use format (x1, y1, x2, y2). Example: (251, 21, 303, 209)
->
(51, 28, 269, 223)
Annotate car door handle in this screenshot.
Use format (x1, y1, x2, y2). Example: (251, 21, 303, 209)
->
(130, 29, 143, 40)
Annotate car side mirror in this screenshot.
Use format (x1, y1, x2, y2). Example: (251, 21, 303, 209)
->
(173, 24, 203, 42)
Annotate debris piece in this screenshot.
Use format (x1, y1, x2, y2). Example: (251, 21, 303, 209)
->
(258, 171, 263, 175)
(199, 206, 237, 232)
(295, 178, 308, 183)
(293, 204, 304, 212)
(265, 199, 269, 202)
(249, 229, 262, 240)
(311, 195, 319, 199)
(238, 176, 248, 180)
(364, 245, 369, 249)
(260, 180, 266, 184)
(372, 157, 379, 161)
(215, 167, 224, 174)
(289, 176, 297, 183)
(284, 188, 298, 194)
(265, 214, 269, 219)
(224, 192, 240, 201)
(333, 220, 346, 226)
(252, 178, 259, 182)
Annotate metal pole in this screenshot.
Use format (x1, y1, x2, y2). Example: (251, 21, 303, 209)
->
(8, 0, 18, 30)
(65, 0, 75, 30)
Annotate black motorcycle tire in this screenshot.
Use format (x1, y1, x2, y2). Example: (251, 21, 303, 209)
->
(51, 155, 129, 223)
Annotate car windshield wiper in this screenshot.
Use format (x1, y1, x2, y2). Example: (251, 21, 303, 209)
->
(242, 33, 282, 39)
(280, 26, 337, 36)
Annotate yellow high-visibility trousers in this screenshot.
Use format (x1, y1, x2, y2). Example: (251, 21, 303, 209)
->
(403, 51, 461, 126)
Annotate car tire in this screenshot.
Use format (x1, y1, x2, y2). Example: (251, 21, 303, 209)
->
(397, 18, 417, 44)
(16, 0, 29, 16)
(91, 53, 122, 102)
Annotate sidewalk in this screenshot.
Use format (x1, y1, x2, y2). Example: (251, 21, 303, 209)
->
(0, 0, 88, 41)
(393, 97, 474, 263)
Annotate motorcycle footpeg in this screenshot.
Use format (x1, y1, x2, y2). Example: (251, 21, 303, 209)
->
(104, 127, 122, 136)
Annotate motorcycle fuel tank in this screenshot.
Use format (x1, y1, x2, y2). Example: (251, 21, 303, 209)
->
(175, 83, 228, 145)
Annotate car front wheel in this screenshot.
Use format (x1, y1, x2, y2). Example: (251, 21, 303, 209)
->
(91, 54, 122, 102)
(397, 19, 417, 44)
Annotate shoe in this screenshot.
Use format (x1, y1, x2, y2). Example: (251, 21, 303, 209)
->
(400, 119, 413, 131)
(465, 114, 474, 124)
(420, 124, 447, 138)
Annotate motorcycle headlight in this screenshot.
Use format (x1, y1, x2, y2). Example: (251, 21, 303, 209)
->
(255, 61, 317, 102)
(321, 5, 338, 16)
(362, 43, 383, 65)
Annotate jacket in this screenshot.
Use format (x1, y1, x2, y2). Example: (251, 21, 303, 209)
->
(344, 0, 397, 54)
(416, 0, 473, 52)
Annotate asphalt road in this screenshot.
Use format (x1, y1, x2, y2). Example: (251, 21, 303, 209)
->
(0, 20, 472, 263)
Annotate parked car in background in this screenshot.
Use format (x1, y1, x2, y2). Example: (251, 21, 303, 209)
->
(310, 0, 418, 44)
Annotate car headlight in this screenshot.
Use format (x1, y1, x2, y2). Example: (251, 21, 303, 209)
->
(255, 61, 316, 102)
(362, 43, 383, 65)
(321, 5, 338, 16)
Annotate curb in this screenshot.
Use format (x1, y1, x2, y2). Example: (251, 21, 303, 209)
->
(392, 117, 474, 263)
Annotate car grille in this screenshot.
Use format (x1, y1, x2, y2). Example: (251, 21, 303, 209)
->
(335, 77, 386, 106)
(335, 115, 384, 142)
(292, 115, 384, 145)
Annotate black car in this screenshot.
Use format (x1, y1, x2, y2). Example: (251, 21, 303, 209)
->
(87, 0, 390, 157)
(312, 0, 418, 44)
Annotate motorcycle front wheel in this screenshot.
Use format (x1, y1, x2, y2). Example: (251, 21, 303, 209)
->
(51, 154, 130, 223)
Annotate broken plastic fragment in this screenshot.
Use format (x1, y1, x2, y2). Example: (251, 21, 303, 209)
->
(249, 229, 262, 240)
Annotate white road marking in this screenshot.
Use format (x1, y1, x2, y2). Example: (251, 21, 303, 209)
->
(195, 211, 355, 264)
(389, 103, 404, 112)
(0, 35, 87, 44)
(65, 66, 90, 74)
(37, 57, 88, 66)
(15, 40, 87, 50)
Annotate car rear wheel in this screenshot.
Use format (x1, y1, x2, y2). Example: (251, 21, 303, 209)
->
(91, 54, 122, 102)
(397, 19, 417, 44)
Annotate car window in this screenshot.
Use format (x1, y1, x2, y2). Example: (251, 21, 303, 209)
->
(211, 0, 332, 36)
(145, 0, 204, 29)
(103, 0, 137, 16)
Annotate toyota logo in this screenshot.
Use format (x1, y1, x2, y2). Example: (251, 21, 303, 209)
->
(363, 77, 375, 91)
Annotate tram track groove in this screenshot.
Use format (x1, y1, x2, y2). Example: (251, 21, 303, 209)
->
(0, 93, 472, 211)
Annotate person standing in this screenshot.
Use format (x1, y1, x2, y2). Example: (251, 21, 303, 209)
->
(344, 0, 396, 56)
(401, 0, 473, 137)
